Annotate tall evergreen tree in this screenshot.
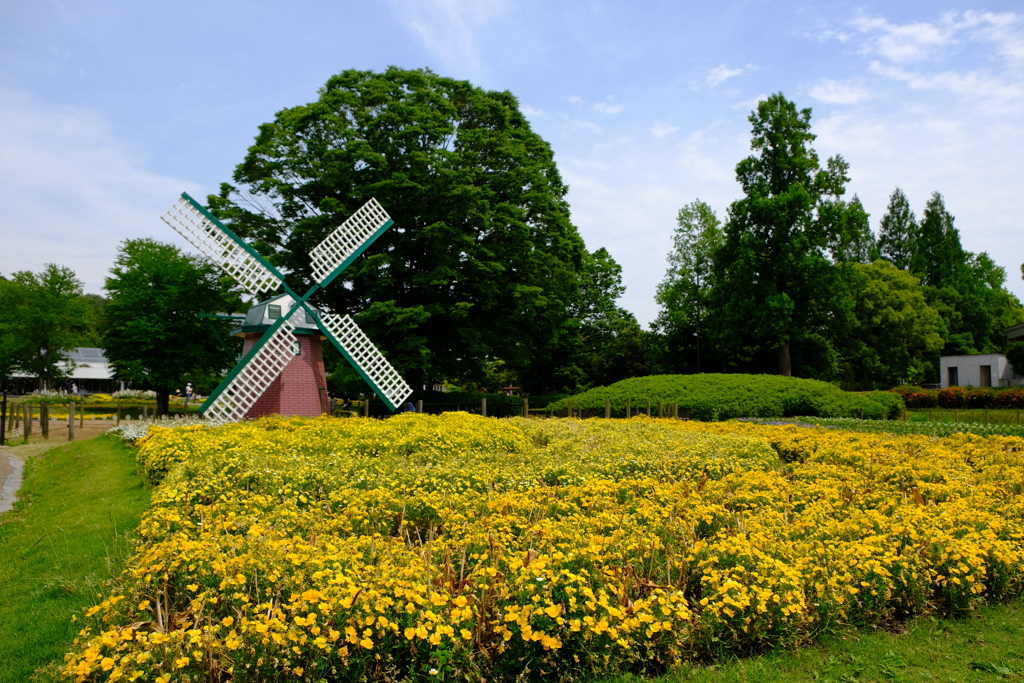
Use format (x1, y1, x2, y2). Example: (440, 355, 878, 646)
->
(911, 192, 967, 288)
(876, 188, 917, 270)
(710, 93, 852, 377)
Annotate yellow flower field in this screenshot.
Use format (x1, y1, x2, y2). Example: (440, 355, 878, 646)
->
(63, 414, 1024, 682)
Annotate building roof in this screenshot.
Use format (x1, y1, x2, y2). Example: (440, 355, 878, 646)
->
(67, 347, 108, 364)
(232, 294, 324, 337)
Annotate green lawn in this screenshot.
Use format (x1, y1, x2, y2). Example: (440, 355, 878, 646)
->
(0, 435, 150, 682)
(599, 601, 1024, 682)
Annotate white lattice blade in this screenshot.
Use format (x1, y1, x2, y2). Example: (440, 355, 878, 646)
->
(310, 198, 392, 284)
(203, 319, 297, 421)
(319, 313, 412, 411)
(161, 195, 282, 296)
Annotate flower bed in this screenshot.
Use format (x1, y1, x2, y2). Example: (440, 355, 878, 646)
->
(63, 415, 1024, 681)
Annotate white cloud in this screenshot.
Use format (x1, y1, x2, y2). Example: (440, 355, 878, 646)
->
(732, 94, 769, 111)
(649, 122, 679, 138)
(0, 89, 197, 293)
(385, 0, 515, 78)
(849, 10, 1024, 63)
(592, 97, 623, 115)
(869, 62, 1024, 106)
(809, 78, 871, 105)
(850, 15, 954, 62)
(706, 64, 744, 87)
(520, 104, 545, 118)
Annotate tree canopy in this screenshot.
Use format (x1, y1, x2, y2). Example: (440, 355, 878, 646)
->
(102, 239, 240, 415)
(654, 199, 723, 374)
(0, 265, 93, 389)
(209, 67, 599, 394)
(709, 93, 856, 377)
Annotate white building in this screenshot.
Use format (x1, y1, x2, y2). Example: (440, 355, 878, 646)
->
(939, 353, 1019, 388)
(8, 347, 119, 394)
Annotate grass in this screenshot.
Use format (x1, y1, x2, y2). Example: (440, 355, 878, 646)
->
(0, 435, 150, 683)
(598, 600, 1024, 682)
(907, 408, 1023, 425)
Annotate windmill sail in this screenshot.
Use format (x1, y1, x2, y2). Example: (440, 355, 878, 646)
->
(162, 193, 282, 296)
(203, 318, 298, 421)
(309, 198, 393, 287)
(319, 313, 412, 412)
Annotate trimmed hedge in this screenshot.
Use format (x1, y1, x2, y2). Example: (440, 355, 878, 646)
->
(549, 374, 904, 421)
(893, 385, 1024, 410)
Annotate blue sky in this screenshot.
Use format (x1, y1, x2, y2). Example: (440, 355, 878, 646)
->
(2, 0, 1022, 327)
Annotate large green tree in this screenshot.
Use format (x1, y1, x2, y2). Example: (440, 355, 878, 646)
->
(709, 93, 856, 377)
(209, 67, 590, 394)
(0, 265, 92, 389)
(103, 239, 240, 415)
(839, 260, 943, 387)
(654, 199, 724, 373)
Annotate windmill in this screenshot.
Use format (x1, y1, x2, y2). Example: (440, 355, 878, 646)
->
(161, 192, 413, 421)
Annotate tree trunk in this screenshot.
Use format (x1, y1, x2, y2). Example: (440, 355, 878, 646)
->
(778, 343, 792, 377)
(156, 390, 171, 416)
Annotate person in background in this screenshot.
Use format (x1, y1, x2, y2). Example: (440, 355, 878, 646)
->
(185, 383, 193, 404)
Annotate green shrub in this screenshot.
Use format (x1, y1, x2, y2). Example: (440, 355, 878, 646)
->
(965, 388, 997, 408)
(549, 374, 905, 421)
(938, 386, 968, 408)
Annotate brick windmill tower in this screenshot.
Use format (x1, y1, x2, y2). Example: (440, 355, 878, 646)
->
(231, 293, 329, 417)
(161, 192, 412, 420)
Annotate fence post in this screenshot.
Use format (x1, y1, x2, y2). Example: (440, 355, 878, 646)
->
(523, 397, 529, 418)
(646, 400, 651, 416)
(0, 387, 6, 446)
(955, 408, 959, 423)
(605, 397, 610, 419)
(363, 394, 370, 418)
(626, 398, 631, 418)
(68, 402, 75, 441)
(116, 398, 121, 426)
(24, 403, 32, 439)
(481, 397, 487, 418)
(417, 399, 423, 414)
(80, 401, 84, 428)
(40, 402, 49, 439)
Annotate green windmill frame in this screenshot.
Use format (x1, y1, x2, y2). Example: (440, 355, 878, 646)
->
(161, 192, 412, 420)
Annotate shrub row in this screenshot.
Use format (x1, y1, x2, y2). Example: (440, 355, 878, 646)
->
(549, 374, 904, 421)
(891, 385, 1024, 409)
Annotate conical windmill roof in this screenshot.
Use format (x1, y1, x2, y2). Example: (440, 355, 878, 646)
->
(231, 293, 323, 337)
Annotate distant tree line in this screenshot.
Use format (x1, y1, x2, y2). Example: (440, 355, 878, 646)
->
(653, 93, 1024, 388)
(3, 77, 1022, 401)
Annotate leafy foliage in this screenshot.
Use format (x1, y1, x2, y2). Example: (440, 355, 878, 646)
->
(549, 373, 903, 421)
(654, 200, 723, 374)
(210, 67, 600, 393)
(0, 265, 94, 388)
(837, 260, 943, 387)
(102, 239, 241, 415)
(708, 94, 859, 378)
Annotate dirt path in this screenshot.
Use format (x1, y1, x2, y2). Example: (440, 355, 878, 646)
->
(0, 422, 122, 514)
